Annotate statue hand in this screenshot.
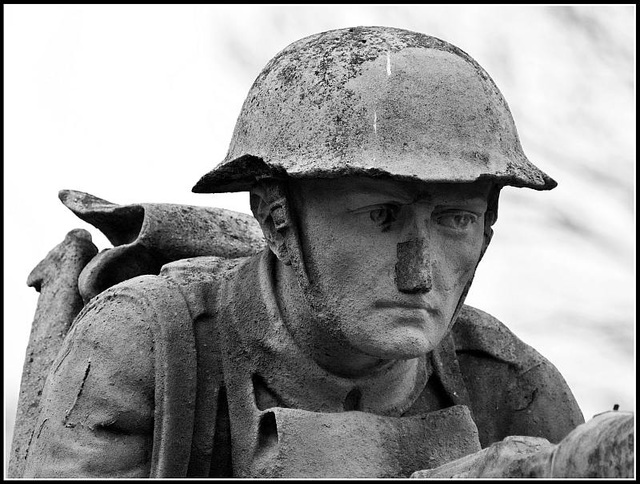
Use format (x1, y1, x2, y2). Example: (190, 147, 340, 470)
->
(411, 435, 554, 478)
(411, 410, 634, 478)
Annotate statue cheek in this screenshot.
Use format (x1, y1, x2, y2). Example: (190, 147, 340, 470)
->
(434, 245, 481, 293)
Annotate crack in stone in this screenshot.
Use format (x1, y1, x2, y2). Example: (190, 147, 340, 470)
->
(63, 360, 91, 426)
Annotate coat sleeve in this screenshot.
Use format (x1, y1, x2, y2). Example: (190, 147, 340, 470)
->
(23, 281, 156, 477)
(505, 358, 585, 444)
(23, 275, 198, 478)
(453, 305, 585, 446)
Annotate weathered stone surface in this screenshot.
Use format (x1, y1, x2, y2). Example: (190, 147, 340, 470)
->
(252, 405, 481, 478)
(8, 229, 97, 478)
(410, 410, 634, 478)
(193, 26, 556, 194)
(551, 410, 634, 478)
(16, 25, 626, 479)
(59, 189, 265, 301)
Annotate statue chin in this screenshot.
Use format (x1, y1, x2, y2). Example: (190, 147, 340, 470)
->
(354, 327, 442, 361)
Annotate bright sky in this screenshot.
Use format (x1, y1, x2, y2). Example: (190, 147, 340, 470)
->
(4, 4, 635, 468)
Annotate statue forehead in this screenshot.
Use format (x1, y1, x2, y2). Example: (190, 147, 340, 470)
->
(290, 177, 493, 205)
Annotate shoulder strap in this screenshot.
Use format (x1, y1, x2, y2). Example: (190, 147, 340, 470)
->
(159, 256, 243, 477)
(127, 275, 198, 478)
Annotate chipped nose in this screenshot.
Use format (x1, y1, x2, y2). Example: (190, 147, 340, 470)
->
(395, 237, 432, 294)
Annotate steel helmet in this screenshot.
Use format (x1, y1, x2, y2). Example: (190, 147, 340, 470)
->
(193, 26, 556, 194)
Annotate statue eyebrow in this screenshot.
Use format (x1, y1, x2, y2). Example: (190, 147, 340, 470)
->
(344, 190, 415, 209)
(432, 195, 488, 206)
(340, 182, 418, 204)
(336, 182, 489, 208)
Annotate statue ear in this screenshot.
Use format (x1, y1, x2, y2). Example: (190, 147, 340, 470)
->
(250, 186, 292, 265)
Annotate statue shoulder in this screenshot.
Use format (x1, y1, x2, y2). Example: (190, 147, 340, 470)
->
(69, 254, 251, 336)
(69, 254, 248, 373)
(24, 272, 202, 477)
(69, 272, 197, 371)
(158, 255, 255, 318)
(24, 278, 161, 477)
(452, 305, 585, 443)
(452, 304, 545, 373)
(159, 255, 250, 287)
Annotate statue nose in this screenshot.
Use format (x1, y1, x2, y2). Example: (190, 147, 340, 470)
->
(395, 237, 432, 294)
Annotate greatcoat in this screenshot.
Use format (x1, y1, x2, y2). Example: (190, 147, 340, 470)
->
(23, 249, 585, 478)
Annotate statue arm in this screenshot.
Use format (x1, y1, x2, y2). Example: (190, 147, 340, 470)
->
(453, 307, 584, 445)
(506, 359, 585, 444)
(23, 290, 156, 478)
(411, 410, 634, 478)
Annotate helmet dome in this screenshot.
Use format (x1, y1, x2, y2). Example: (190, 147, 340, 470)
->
(193, 26, 556, 193)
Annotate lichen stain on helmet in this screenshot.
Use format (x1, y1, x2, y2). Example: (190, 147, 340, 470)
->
(193, 26, 557, 194)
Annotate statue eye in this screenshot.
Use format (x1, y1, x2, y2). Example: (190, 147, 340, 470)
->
(435, 212, 478, 230)
(369, 204, 399, 229)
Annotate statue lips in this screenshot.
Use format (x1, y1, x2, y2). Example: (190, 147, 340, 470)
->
(374, 300, 436, 312)
(373, 300, 438, 325)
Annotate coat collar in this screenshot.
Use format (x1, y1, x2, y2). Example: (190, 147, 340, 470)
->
(217, 250, 432, 417)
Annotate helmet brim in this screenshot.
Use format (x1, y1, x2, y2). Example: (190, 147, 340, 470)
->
(192, 153, 557, 194)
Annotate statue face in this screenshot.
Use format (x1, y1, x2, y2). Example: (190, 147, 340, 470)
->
(289, 177, 490, 361)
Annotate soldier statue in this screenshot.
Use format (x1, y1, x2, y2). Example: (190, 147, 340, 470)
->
(10, 26, 633, 478)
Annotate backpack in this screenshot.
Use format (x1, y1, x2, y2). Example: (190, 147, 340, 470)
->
(8, 189, 264, 478)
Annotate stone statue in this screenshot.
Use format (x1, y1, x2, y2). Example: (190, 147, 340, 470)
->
(10, 26, 633, 478)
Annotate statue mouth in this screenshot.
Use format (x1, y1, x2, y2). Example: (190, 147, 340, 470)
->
(373, 300, 435, 313)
